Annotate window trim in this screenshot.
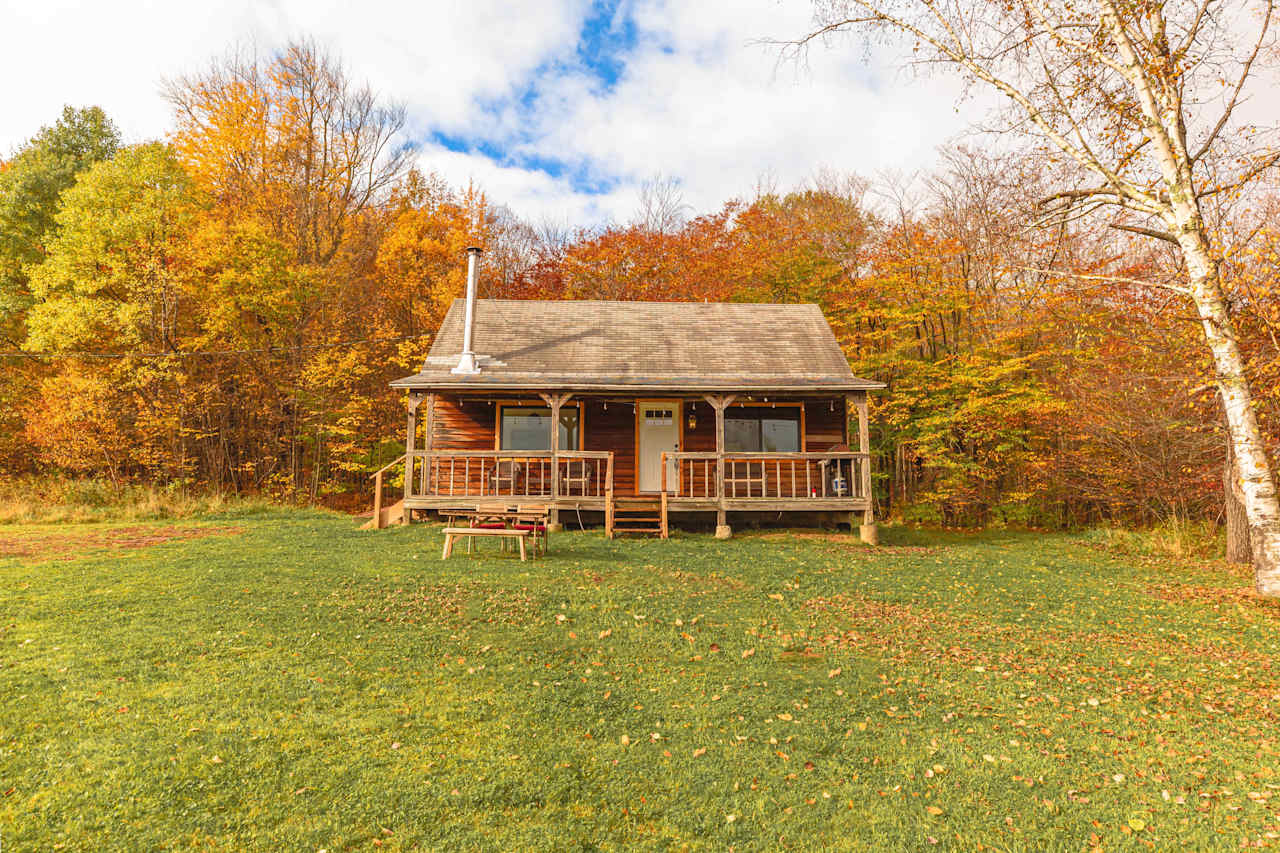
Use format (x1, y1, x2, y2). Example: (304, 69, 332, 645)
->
(723, 403, 806, 453)
(494, 401, 584, 451)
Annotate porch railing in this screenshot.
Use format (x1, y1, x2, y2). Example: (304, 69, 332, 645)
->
(663, 451, 869, 501)
(406, 450, 614, 502)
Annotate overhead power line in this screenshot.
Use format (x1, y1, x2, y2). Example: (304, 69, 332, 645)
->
(0, 331, 435, 360)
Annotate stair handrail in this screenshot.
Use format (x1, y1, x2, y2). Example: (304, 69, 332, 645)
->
(369, 453, 408, 529)
(370, 453, 408, 480)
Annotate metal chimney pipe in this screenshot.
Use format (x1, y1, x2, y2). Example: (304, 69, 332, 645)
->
(451, 246, 483, 375)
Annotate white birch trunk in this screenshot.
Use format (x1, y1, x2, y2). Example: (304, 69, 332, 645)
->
(1108, 12, 1280, 592)
(1176, 226, 1280, 592)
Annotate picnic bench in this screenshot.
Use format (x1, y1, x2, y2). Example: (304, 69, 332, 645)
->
(442, 526, 531, 560)
(438, 503, 551, 561)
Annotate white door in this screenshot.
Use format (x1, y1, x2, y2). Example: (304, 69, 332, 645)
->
(637, 401, 680, 493)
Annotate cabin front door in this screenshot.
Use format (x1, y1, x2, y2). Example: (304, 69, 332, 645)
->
(637, 400, 681, 493)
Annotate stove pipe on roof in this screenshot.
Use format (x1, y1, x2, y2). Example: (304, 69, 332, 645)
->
(451, 246, 483, 375)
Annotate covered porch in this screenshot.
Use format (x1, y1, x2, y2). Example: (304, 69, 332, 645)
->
(394, 389, 875, 540)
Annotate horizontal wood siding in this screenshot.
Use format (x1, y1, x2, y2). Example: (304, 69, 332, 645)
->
(430, 396, 496, 494)
(682, 401, 717, 452)
(584, 400, 636, 496)
(431, 396, 495, 450)
(804, 399, 846, 450)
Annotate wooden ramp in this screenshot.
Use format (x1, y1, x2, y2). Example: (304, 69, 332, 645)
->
(610, 498, 665, 538)
(360, 499, 406, 530)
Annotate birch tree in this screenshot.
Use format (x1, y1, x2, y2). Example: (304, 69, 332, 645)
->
(793, 0, 1280, 592)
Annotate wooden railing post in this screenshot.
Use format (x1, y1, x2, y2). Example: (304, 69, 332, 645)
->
(854, 391, 877, 545)
(404, 392, 424, 519)
(372, 470, 384, 529)
(605, 451, 615, 539)
(660, 452, 669, 539)
(422, 393, 436, 496)
(704, 394, 736, 539)
(540, 392, 573, 532)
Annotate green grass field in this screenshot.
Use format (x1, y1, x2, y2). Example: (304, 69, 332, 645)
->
(3, 512, 1279, 851)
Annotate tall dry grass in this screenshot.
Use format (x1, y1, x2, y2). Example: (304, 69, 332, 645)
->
(1088, 516, 1224, 560)
(0, 477, 278, 524)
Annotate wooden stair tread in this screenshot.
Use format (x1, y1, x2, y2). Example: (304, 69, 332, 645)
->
(607, 495, 667, 540)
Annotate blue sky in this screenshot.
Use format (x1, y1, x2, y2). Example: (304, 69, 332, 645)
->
(1, 0, 972, 224)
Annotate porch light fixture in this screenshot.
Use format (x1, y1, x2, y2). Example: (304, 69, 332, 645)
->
(687, 410, 697, 430)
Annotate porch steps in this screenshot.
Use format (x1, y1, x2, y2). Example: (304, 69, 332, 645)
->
(359, 499, 406, 530)
(610, 498, 666, 538)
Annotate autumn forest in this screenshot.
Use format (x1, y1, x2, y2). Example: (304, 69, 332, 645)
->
(2, 39, 1275, 535)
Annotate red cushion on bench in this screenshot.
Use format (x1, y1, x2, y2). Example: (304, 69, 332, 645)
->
(472, 522, 507, 529)
(512, 524, 546, 532)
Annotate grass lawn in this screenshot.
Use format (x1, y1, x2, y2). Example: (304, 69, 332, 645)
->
(3, 512, 1280, 850)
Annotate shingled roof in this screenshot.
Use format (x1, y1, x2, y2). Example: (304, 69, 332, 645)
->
(391, 299, 882, 392)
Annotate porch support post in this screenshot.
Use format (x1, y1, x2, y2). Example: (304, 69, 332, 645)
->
(705, 394, 736, 539)
(853, 391, 877, 545)
(405, 391, 425, 523)
(540, 392, 574, 532)
(422, 393, 436, 499)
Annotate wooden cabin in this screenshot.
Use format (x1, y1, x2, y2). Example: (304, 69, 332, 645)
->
(385, 264, 883, 540)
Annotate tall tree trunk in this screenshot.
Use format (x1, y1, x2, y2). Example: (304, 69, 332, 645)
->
(1225, 438, 1252, 564)
(1179, 229, 1280, 591)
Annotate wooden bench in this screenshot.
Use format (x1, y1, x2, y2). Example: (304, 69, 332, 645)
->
(441, 526, 531, 561)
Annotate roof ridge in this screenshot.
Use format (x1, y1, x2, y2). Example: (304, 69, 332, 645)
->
(447, 297, 824, 309)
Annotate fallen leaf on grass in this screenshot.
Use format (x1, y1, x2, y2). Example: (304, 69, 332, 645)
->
(693, 747, 707, 758)
(742, 648, 755, 659)
(926, 805, 944, 816)
(598, 628, 612, 639)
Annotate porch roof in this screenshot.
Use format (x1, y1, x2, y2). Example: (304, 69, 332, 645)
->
(391, 299, 883, 393)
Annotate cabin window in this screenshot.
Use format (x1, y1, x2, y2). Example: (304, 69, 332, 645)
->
(499, 406, 580, 450)
(724, 407, 801, 453)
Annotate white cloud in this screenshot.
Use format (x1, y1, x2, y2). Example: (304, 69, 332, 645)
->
(423, 0, 978, 221)
(0, 0, 590, 148)
(414, 142, 639, 225)
(0, 0, 975, 224)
